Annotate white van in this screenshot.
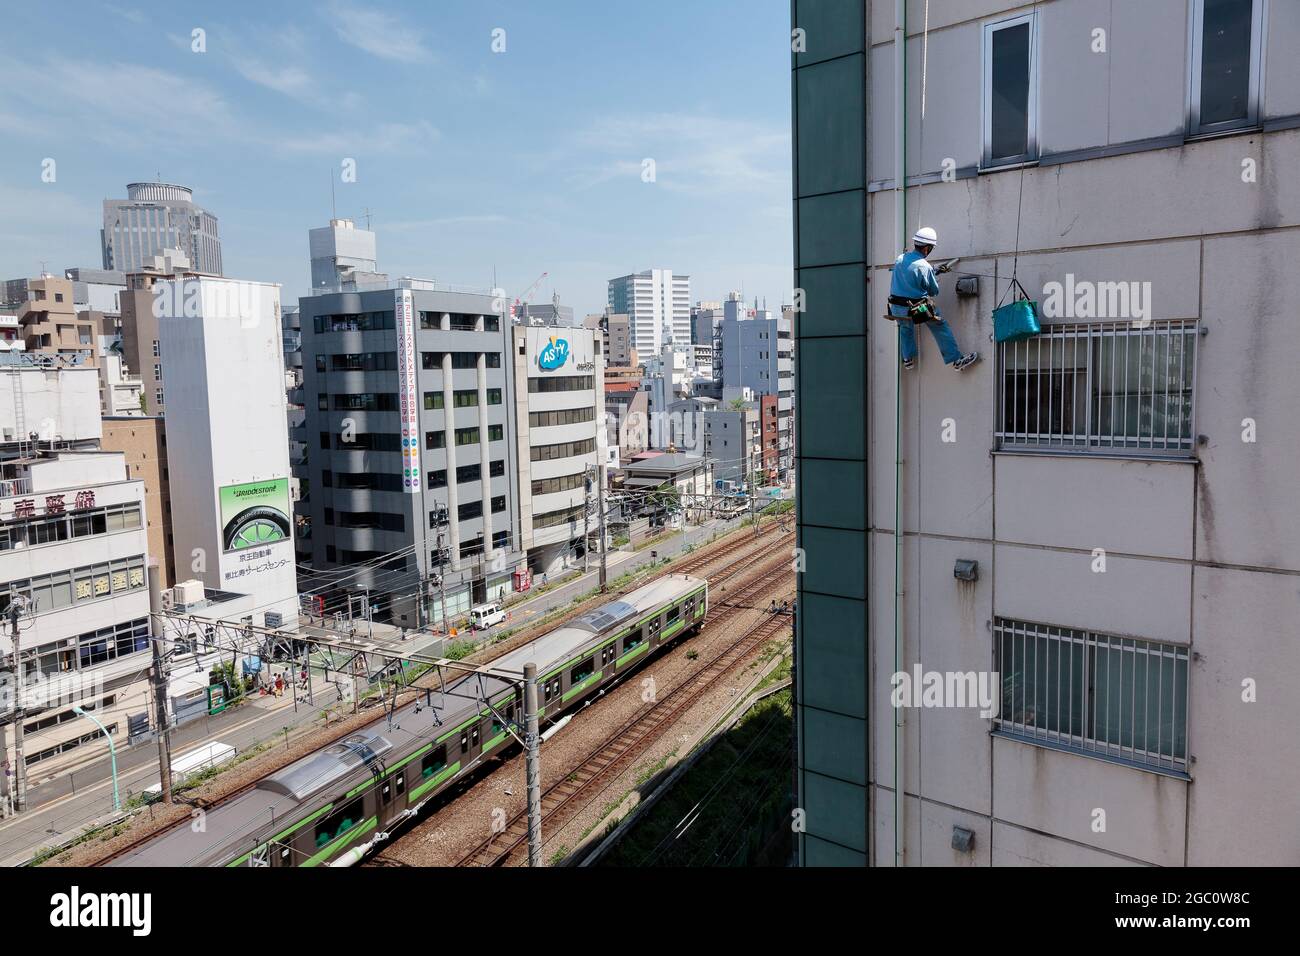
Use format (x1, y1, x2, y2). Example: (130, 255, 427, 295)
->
(469, 603, 505, 629)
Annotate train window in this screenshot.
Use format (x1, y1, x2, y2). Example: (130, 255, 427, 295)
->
(624, 631, 643, 652)
(570, 658, 595, 684)
(422, 745, 447, 779)
(315, 800, 362, 849)
(667, 605, 680, 623)
(279, 846, 291, 864)
(381, 782, 392, 802)
(395, 772, 406, 796)
(461, 726, 480, 752)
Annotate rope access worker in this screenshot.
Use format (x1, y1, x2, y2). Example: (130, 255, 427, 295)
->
(888, 226, 980, 371)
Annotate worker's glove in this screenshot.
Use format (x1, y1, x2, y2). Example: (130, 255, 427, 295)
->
(935, 263, 952, 275)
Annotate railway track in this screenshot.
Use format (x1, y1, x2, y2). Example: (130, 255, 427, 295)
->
(451, 556, 794, 867)
(89, 523, 790, 867)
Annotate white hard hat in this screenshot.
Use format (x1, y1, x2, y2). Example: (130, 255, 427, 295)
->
(913, 226, 938, 246)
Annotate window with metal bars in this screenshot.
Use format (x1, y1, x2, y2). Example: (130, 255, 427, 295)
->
(995, 320, 1197, 455)
(993, 617, 1189, 775)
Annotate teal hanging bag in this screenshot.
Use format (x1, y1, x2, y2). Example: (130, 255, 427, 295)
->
(992, 278, 1041, 344)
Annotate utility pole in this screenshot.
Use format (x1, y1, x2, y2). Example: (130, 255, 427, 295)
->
(432, 509, 450, 636)
(582, 473, 591, 573)
(8, 595, 28, 813)
(147, 563, 173, 804)
(523, 661, 541, 867)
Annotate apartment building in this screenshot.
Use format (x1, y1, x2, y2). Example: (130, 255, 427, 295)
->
(14, 276, 99, 368)
(297, 280, 525, 626)
(607, 312, 633, 366)
(719, 298, 794, 477)
(608, 270, 691, 356)
(792, 0, 1299, 866)
(510, 325, 606, 577)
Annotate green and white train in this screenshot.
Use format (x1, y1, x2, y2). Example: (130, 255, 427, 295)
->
(109, 574, 708, 867)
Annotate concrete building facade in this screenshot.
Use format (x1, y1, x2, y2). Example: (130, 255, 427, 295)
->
(157, 276, 298, 630)
(101, 416, 173, 588)
(297, 282, 524, 626)
(0, 450, 151, 789)
(511, 325, 606, 578)
(719, 300, 793, 476)
(118, 249, 199, 416)
(792, 0, 1300, 866)
(309, 218, 383, 293)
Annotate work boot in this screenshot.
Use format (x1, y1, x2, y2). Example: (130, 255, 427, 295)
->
(953, 352, 981, 371)
(902, 357, 916, 370)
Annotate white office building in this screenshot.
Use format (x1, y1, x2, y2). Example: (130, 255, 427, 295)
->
(511, 326, 606, 579)
(0, 452, 152, 790)
(156, 276, 299, 630)
(308, 218, 384, 293)
(608, 269, 691, 357)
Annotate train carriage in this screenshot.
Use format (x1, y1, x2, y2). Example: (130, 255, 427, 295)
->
(109, 574, 707, 867)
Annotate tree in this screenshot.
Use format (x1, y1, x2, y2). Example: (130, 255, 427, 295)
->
(728, 397, 748, 412)
(646, 481, 681, 524)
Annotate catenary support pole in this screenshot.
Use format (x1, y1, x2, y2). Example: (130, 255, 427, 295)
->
(148, 562, 173, 804)
(523, 662, 542, 866)
(597, 464, 609, 591)
(8, 597, 27, 812)
(893, 0, 908, 868)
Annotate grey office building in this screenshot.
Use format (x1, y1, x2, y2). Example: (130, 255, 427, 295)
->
(297, 281, 524, 627)
(101, 182, 223, 276)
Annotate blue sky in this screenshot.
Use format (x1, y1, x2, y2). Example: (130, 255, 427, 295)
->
(0, 0, 793, 318)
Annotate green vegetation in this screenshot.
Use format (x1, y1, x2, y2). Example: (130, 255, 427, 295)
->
(598, 692, 794, 867)
(443, 639, 477, 661)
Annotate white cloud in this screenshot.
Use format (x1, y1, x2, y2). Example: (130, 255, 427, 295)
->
(231, 57, 315, 99)
(326, 1, 432, 63)
(103, 4, 149, 25)
(563, 113, 790, 196)
(383, 213, 512, 231)
(0, 53, 436, 160)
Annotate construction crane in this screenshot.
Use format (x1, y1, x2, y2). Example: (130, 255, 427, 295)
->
(511, 271, 549, 322)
